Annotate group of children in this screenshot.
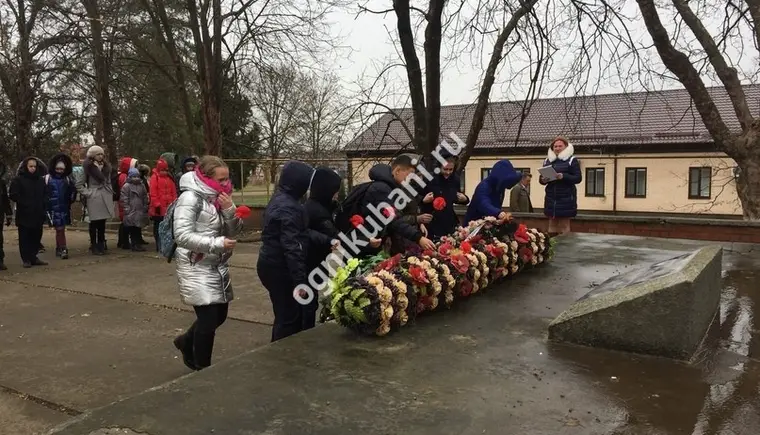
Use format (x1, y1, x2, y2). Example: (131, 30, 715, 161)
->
(259, 153, 518, 342)
(0, 148, 200, 270)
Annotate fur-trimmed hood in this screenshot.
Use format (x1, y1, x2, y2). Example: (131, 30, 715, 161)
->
(17, 157, 47, 178)
(547, 143, 575, 163)
(48, 153, 74, 177)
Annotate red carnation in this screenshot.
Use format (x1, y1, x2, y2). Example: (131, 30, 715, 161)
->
(514, 223, 530, 244)
(423, 249, 435, 257)
(450, 254, 470, 273)
(438, 242, 453, 257)
(519, 247, 534, 263)
(409, 265, 429, 284)
(469, 234, 483, 244)
(350, 214, 365, 228)
(235, 205, 251, 219)
(461, 241, 472, 253)
(433, 196, 447, 211)
(460, 279, 473, 297)
(382, 207, 396, 218)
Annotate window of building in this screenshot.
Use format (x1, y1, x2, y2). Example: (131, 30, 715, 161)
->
(480, 168, 491, 180)
(585, 168, 605, 197)
(689, 167, 711, 199)
(515, 167, 531, 175)
(625, 168, 647, 198)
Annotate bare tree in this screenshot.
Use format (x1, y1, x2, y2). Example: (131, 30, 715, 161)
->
(636, 0, 760, 219)
(355, 0, 542, 168)
(248, 63, 305, 179)
(296, 71, 356, 159)
(0, 0, 75, 158)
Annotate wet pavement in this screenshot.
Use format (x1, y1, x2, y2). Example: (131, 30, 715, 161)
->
(45, 234, 760, 435)
(0, 229, 273, 435)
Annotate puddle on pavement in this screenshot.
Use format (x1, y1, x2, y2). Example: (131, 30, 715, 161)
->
(547, 254, 760, 434)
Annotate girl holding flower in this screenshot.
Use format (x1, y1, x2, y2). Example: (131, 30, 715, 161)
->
(420, 156, 469, 239)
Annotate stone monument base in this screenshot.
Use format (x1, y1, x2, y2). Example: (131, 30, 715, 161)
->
(548, 245, 723, 361)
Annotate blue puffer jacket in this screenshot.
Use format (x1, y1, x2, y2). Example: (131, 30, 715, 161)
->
(46, 154, 77, 227)
(464, 160, 522, 225)
(257, 161, 316, 287)
(540, 144, 582, 218)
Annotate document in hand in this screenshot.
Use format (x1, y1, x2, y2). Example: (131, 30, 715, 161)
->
(538, 165, 560, 181)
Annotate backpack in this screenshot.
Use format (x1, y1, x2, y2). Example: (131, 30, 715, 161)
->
(157, 191, 204, 263)
(334, 181, 374, 233)
(157, 199, 180, 262)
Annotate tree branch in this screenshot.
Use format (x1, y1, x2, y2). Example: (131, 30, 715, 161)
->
(393, 0, 426, 151)
(636, 0, 735, 151)
(672, 0, 754, 131)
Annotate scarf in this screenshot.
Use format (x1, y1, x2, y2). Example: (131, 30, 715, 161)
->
(195, 167, 233, 210)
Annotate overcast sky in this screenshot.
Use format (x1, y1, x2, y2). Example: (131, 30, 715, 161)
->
(321, 1, 755, 108)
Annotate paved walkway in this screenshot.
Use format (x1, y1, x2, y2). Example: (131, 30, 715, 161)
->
(0, 228, 272, 435)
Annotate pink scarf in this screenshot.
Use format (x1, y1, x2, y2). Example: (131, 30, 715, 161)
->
(195, 167, 233, 210)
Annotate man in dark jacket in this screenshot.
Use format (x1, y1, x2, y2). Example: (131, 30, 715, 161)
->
(345, 154, 435, 257)
(304, 167, 342, 330)
(509, 172, 534, 213)
(0, 161, 13, 270)
(420, 156, 470, 239)
(257, 160, 323, 342)
(9, 157, 48, 268)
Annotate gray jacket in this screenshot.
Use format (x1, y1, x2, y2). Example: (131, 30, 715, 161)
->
(173, 171, 243, 306)
(120, 180, 148, 227)
(77, 159, 115, 221)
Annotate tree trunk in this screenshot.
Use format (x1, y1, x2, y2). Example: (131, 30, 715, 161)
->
(733, 130, 760, 219)
(201, 85, 222, 156)
(149, 0, 199, 153)
(84, 0, 117, 166)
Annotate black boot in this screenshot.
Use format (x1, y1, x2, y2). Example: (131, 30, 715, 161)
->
(31, 257, 48, 266)
(60, 248, 69, 260)
(55, 247, 62, 258)
(173, 335, 197, 371)
(93, 242, 105, 256)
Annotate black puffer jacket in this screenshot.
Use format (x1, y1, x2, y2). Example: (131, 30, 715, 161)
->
(0, 162, 12, 219)
(9, 157, 48, 228)
(258, 161, 315, 286)
(357, 164, 422, 256)
(305, 167, 342, 272)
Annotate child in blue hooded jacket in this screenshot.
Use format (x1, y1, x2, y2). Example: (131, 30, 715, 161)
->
(464, 159, 523, 225)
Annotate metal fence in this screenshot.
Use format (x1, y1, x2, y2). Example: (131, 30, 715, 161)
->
(223, 157, 352, 206)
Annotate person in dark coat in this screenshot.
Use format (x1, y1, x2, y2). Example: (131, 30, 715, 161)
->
(539, 137, 582, 235)
(45, 154, 77, 259)
(420, 156, 470, 239)
(464, 159, 522, 225)
(181, 156, 198, 175)
(257, 161, 319, 342)
(303, 167, 343, 331)
(9, 157, 48, 268)
(0, 161, 12, 270)
(348, 155, 435, 257)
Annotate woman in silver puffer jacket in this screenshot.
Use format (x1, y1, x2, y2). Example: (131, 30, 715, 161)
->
(171, 155, 242, 371)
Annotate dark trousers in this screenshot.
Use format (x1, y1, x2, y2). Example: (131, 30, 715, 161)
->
(117, 223, 127, 248)
(178, 303, 229, 368)
(88, 219, 106, 246)
(0, 224, 5, 263)
(258, 263, 306, 342)
(125, 225, 142, 247)
(18, 226, 43, 263)
(152, 216, 163, 251)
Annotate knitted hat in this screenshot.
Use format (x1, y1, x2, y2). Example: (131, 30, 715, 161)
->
(128, 168, 140, 177)
(87, 145, 104, 158)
